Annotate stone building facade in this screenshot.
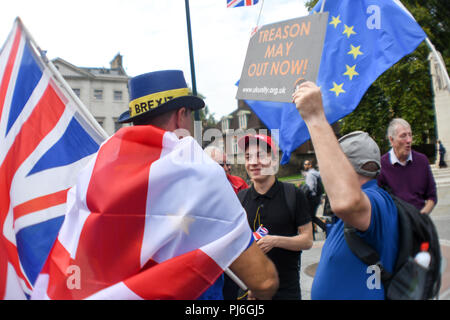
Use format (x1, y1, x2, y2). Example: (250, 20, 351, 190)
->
(52, 54, 130, 136)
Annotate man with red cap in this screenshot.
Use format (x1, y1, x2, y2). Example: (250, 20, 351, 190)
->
(237, 134, 313, 300)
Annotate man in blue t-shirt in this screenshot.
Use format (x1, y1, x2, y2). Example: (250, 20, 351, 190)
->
(293, 82, 399, 299)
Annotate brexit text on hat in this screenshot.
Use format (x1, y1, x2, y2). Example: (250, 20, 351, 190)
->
(129, 88, 189, 118)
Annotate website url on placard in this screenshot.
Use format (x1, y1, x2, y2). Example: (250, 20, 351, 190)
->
(242, 86, 287, 96)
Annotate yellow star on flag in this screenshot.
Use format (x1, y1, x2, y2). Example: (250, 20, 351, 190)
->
(348, 44, 363, 59)
(329, 15, 341, 28)
(343, 64, 359, 80)
(330, 82, 346, 97)
(343, 25, 356, 38)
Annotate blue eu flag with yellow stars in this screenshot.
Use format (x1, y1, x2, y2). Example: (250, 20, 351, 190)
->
(244, 0, 426, 164)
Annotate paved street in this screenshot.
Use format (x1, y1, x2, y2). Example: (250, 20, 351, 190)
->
(299, 167, 450, 300)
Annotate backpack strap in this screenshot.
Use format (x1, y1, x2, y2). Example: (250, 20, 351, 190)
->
(312, 216, 327, 231)
(315, 176, 324, 197)
(282, 182, 296, 224)
(343, 223, 392, 284)
(237, 188, 250, 207)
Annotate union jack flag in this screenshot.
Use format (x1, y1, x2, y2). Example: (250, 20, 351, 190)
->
(227, 0, 259, 8)
(32, 126, 252, 299)
(0, 18, 107, 299)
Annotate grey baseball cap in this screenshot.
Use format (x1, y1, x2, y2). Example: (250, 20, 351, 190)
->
(338, 131, 381, 178)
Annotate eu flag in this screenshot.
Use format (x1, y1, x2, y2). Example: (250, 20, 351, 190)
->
(244, 0, 426, 164)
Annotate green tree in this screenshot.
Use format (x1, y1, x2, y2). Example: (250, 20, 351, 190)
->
(188, 90, 217, 128)
(304, 0, 450, 154)
(198, 105, 217, 128)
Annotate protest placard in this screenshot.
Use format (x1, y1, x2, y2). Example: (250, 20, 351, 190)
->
(236, 13, 328, 103)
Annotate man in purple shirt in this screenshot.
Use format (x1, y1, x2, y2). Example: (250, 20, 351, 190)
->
(378, 118, 437, 214)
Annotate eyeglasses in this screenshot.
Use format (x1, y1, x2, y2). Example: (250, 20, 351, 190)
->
(219, 163, 231, 167)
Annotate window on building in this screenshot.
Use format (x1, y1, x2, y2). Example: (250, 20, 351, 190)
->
(113, 117, 122, 132)
(94, 89, 103, 100)
(221, 117, 230, 133)
(95, 117, 105, 128)
(232, 136, 238, 155)
(72, 88, 81, 98)
(114, 90, 123, 101)
(238, 111, 250, 130)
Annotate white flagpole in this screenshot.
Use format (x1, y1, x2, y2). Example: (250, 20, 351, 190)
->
(255, 0, 265, 29)
(16, 17, 109, 140)
(320, 0, 326, 12)
(225, 268, 248, 291)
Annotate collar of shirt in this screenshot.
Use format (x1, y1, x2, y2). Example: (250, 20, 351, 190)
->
(389, 148, 412, 166)
(362, 179, 378, 190)
(250, 178, 280, 200)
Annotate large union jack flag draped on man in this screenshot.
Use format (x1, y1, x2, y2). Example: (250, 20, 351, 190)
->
(0, 18, 107, 299)
(31, 125, 253, 300)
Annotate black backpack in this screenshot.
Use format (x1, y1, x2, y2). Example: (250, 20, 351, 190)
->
(302, 175, 324, 208)
(237, 182, 297, 226)
(344, 189, 442, 300)
(315, 176, 325, 199)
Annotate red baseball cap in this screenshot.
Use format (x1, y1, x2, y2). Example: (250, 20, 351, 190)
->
(237, 134, 277, 154)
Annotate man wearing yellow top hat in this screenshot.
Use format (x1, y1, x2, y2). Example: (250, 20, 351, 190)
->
(115, 70, 278, 300)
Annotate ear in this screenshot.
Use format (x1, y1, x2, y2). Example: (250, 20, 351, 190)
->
(175, 107, 188, 129)
(388, 135, 394, 146)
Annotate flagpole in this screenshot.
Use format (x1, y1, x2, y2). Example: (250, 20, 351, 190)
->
(16, 18, 109, 140)
(225, 268, 248, 291)
(320, 0, 326, 12)
(184, 0, 200, 122)
(255, 0, 265, 29)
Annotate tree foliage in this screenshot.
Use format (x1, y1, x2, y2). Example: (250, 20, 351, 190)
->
(304, 0, 450, 153)
(198, 105, 217, 128)
(188, 90, 217, 128)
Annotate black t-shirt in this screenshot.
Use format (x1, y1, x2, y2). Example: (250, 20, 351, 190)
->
(239, 179, 311, 299)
